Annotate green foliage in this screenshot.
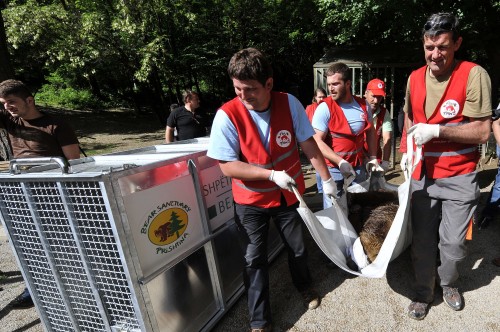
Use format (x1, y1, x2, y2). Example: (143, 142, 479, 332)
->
(36, 84, 96, 110)
(2, 0, 330, 109)
(36, 73, 103, 110)
(1, 0, 499, 111)
(318, 0, 427, 45)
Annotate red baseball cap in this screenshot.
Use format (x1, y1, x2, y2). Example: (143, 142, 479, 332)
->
(367, 79, 386, 97)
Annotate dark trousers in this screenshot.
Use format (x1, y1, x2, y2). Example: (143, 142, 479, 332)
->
(234, 197, 311, 328)
(482, 145, 500, 218)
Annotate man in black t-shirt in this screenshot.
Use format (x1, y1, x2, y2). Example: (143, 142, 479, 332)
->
(165, 90, 208, 142)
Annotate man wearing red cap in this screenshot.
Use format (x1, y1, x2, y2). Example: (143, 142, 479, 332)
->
(364, 78, 393, 172)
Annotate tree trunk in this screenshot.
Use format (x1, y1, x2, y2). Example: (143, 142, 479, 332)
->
(0, 10, 15, 82)
(486, 47, 500, 106)
(86, 72, 105, 102)
(149, 66, 169, 127)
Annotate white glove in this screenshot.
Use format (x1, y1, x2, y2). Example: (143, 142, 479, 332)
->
(322, 177, 336, 198)
(338, 159, 355, 180)
(269, 170, 296, 192)
(407, 123, 440, 146)
(380, 160, 390, 172)
(400, 153, 408, 172)
(366, 157, 384, 173)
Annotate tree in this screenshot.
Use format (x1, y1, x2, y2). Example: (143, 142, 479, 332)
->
(458, 0, 500, 103)
(2, 0, 497, 115)
(0, 5, 14, 82)
(318, 0, 500, 103)
(168, 210, 185, 240)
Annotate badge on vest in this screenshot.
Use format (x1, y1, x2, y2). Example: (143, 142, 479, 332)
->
(276, 130, 292, 148)
(440, 99, 460, 118)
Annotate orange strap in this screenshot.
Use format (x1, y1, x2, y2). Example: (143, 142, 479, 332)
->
(466, 217, 473, 241)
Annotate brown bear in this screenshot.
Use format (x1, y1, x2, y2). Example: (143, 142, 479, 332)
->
(348, 190, 399, 267)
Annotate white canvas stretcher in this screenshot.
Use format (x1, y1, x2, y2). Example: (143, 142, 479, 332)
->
(294, 135, 421, 278)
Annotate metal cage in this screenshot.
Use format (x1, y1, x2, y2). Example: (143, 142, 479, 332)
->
(0, 139, 283, 332)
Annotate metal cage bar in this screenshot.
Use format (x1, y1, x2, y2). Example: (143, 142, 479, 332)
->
(0, 180, 143, 332)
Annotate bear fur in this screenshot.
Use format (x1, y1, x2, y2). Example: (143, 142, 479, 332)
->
(348, 190, 399, 264)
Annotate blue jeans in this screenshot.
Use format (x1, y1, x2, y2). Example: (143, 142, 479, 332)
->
(234, 197, 311, 329)
(316, 172, 323, 193)
(482, 144, 500, 218)
(322, 165, 367, 209)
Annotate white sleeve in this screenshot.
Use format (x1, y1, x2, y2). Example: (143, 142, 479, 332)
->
(311, 102, 330, 133)
(207, 110, 240, 161)
(288, 94, 315, 142)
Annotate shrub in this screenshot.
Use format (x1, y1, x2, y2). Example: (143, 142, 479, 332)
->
(36, 84, 100, 110)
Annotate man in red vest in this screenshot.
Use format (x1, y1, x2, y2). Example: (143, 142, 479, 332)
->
(312, 62, 382, 214)
(207, 48, 335, 332)
(363, 78, 393, 171)
(402, 12, 492, 320)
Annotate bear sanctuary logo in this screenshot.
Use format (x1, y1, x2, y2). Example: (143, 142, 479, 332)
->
(141, 201, 191, 254)
(276, 130, 292, 148)
(440, 100, 460, 118)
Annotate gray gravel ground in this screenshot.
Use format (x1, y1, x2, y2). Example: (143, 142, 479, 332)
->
(212, 166, 500, 332)
(1, 229, 42, 331)
(1, 163, 499, 332)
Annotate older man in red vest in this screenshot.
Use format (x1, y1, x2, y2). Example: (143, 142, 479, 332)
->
(402, 12, 492, 320)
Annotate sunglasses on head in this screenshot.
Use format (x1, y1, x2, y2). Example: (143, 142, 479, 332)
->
(424, 20, 454, 32)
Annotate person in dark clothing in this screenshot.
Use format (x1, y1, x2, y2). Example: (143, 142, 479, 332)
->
(477, 103, 500, 231)
(165, 90, 208, 142)
(0, 79, 80, 309)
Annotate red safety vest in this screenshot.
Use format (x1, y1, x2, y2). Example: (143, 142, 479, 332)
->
(305, 100, 324, 123)
(399, 127, 407, 154)
(322, 96, 371, 167)
(221, 92, 305, 208)
(410, 61, 479, 180)
(363, 105, 387, 161)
